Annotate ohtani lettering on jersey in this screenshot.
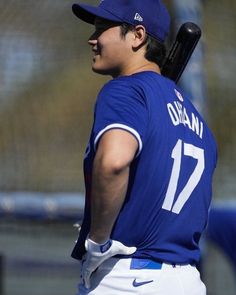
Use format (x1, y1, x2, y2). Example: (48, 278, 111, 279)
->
(167, 101, 203, 139)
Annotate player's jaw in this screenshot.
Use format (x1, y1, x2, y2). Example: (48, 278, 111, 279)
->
(89, 44, 120, 77)
(88, 23, 131, 78)
(89, 45, 121, 78)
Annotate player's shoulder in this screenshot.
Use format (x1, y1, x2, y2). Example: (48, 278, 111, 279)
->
(101, 72, 172, 100)
(126, 71, 172, 89)
(101, 71, 167, 89)
(101, 74, 142, 91)
(97, 74, 148, 103)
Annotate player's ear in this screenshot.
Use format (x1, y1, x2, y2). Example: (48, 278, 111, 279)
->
(132, 25, 147, 49)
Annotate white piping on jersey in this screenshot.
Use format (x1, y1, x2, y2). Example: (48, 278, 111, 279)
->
(94, 123, 143, 157)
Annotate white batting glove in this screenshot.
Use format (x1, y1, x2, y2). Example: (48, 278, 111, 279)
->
(81, 238, 136, 289)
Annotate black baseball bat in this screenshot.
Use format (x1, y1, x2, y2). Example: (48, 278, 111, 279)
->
(161, 22, 201, 83)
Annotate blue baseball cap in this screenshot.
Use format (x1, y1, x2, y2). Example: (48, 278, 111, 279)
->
(72, 0, 170, 43)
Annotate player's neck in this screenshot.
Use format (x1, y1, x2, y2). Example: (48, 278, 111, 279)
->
(116, 60, 161, 78)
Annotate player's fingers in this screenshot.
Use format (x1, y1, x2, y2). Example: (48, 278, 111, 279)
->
(82, 268, 91, 289)
(112, 240, 137, 255)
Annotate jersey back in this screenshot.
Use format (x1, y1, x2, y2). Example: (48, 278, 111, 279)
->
(72, 71, 217, 264)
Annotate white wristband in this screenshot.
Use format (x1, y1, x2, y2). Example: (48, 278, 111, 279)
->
(85, 238, 112, 253)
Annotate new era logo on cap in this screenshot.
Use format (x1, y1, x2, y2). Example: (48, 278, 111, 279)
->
(134, 13, 143, 22)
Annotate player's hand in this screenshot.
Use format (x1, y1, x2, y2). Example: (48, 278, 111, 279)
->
(81, 238, 136, 289)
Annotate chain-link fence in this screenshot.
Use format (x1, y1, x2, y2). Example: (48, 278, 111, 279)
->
(0, 0, 235, 294)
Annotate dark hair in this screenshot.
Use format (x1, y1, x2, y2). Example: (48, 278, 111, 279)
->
(120, 23, 166, 67)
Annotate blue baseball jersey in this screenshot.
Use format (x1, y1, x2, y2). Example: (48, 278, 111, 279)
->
(72, 71, 217, 265)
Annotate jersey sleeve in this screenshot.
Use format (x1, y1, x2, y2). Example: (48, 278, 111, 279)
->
(92, 78, 148, 156)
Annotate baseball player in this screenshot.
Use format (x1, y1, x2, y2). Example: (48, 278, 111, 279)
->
(71, 0, 217, 294)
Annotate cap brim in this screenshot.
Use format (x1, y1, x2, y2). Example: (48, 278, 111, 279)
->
(72, 3, 122, 24)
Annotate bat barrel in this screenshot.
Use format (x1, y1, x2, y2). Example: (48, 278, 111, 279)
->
(161, 22, 201, 83)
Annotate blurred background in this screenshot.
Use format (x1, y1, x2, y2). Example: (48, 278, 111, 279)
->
(0, 0, 235, 294)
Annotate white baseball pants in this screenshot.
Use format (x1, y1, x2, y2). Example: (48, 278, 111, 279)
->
(76, 257, 206, 295)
